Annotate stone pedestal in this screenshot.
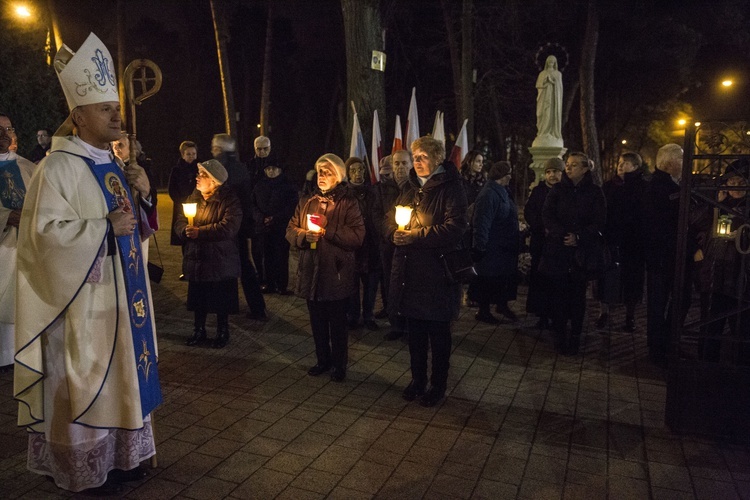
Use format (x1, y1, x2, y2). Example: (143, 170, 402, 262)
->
(528, 145, 567, 188)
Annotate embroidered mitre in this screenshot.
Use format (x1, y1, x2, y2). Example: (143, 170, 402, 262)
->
(54, 32, 119, 111)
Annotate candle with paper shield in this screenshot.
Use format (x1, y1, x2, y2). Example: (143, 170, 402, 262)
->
(182, 203, 197, 226)
(307, 213, 323, 249)
(395, 205, 413, 231)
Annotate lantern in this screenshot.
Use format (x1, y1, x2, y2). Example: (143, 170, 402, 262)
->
(307, 213, 323, 249)
(394, 205, 413, 231)
(717, 214, 733, 238)
(182, 203, 197, 226)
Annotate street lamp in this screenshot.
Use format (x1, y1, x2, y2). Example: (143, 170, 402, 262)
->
(15, 5, 32, 18)
(721, 79, 733, 88)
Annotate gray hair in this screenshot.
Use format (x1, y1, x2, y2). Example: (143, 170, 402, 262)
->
(656, 143, 683, 170)
(212, 133, 236, 152)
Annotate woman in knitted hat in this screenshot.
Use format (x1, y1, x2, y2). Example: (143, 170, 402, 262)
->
(286, 154, 365, 382)
(175, 159, 242, 349)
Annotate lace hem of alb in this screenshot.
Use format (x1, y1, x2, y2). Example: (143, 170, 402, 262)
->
(27, 421, 155, 492)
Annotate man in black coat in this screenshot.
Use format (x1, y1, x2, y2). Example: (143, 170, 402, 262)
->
(642, 143, 696, 364)
(212, 133, 266, 319)
(246, 135, 278, 190)
(346, 157, 381, 331)
(597, 152, 648, 331)
(250, 163, 298, 294)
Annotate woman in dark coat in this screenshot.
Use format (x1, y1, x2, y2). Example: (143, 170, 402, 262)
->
(385, 136, 468, 407)
(524, 158, 563, 328)
(286, 154, 365, 382)
(250, 163, 299, 294)
(175, 160, 242, 349)
(168, 141, 199, 246)
(539, 152, 606, 355)
(461, 150, 487, 206)
(700, 167, 750, 363)
(596, 152, 647, 331)
(471, 161, 520, 324)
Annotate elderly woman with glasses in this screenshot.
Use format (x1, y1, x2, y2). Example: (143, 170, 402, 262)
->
(385, 136, 468, 407)
(286, 154, 365, 382)
(539, 152, 606, 355)
(175, 159, 242, 349)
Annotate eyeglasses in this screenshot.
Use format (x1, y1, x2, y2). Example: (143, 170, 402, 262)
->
(256, 147, 270, 152)
(196, 171, 210, 179)
(37, 133, 49, 138)
(0, 126, 15, 134)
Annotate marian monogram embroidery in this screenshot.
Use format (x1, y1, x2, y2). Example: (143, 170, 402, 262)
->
(1, 169, 25, 209)
(137, 338, 153, 381)
(75, 49, 116, 97)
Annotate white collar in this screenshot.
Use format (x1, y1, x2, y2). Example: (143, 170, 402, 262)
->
(72, 136, 114, 165)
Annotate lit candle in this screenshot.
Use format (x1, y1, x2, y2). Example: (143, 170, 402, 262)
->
(307, 213, 322, 249)
(395, 205, 413, 231)
(182, 203, 197, 226)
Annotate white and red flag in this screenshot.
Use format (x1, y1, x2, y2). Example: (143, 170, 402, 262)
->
(392, 114, 403, 152)
(370, 110, 382, 184)
(431, 110, 445, 152)
(405, 87, 420, 151)
(449, 118, 469, 169)
(349, 102, 370, 176)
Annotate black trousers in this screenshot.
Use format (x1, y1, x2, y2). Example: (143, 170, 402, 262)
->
(380, 242, 395, 309)
(238, 234, 266, 314)
(252, 229, 291, 292)
(548, 273, 588, 348)
(307, 298, 349, 370)
(407, 318, 451, 390)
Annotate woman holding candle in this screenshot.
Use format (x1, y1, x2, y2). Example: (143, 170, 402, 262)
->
(286, 154, 365, 382)
(385, 136, 469, 407)
(175, 159, 242, 349)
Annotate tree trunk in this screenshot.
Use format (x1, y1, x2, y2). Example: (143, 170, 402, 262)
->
(259, 6, 273, 137)
(579, 0, 601, 185)
(461, 0, 474, 146)
(210, 0, 237, 139)
(441, 0, 462, 132)
(340, 0, 386, 157)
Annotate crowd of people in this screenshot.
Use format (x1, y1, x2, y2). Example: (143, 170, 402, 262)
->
(1, 32, 748, 495)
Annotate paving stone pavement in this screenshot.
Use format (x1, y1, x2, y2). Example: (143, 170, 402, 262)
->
(1, 194, 749, 499)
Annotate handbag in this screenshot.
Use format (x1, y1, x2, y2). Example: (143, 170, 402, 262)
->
(440, 247, 478, 284)
(148, 234, 164, 284)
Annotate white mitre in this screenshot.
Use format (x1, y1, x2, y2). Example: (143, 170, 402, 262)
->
(54, 32, 119, 112)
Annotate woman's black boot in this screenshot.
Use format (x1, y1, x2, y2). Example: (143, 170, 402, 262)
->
(213, 326, 230, 349)
(185, 326, 206, 346)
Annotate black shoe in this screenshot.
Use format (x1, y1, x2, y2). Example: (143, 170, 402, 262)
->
(496, 305, 518, 322)
(419, 386, 446, 407)
(185, 327, 206, 346)
(466, 300, 479, 308)
(475, 311, 500, 324)
(374, 309, 389, 319)
(402, 380, 426, 401)
(384, 330, 404, 341)
(109, 465, 148, 483)
(595, 313, 609, 329)
(212, 328, 230, 349)
(308, 364, 330, 376)
(364, 320, 379, 331)
(624, 318, 636, 332)
(247, 310, 268, 321)
(178, 274, 186, 281)
(261, 285, 277, 294)
(347, 319, 360, 330)
(277, 289, 294, 296)
(330, 367, 346, 382)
